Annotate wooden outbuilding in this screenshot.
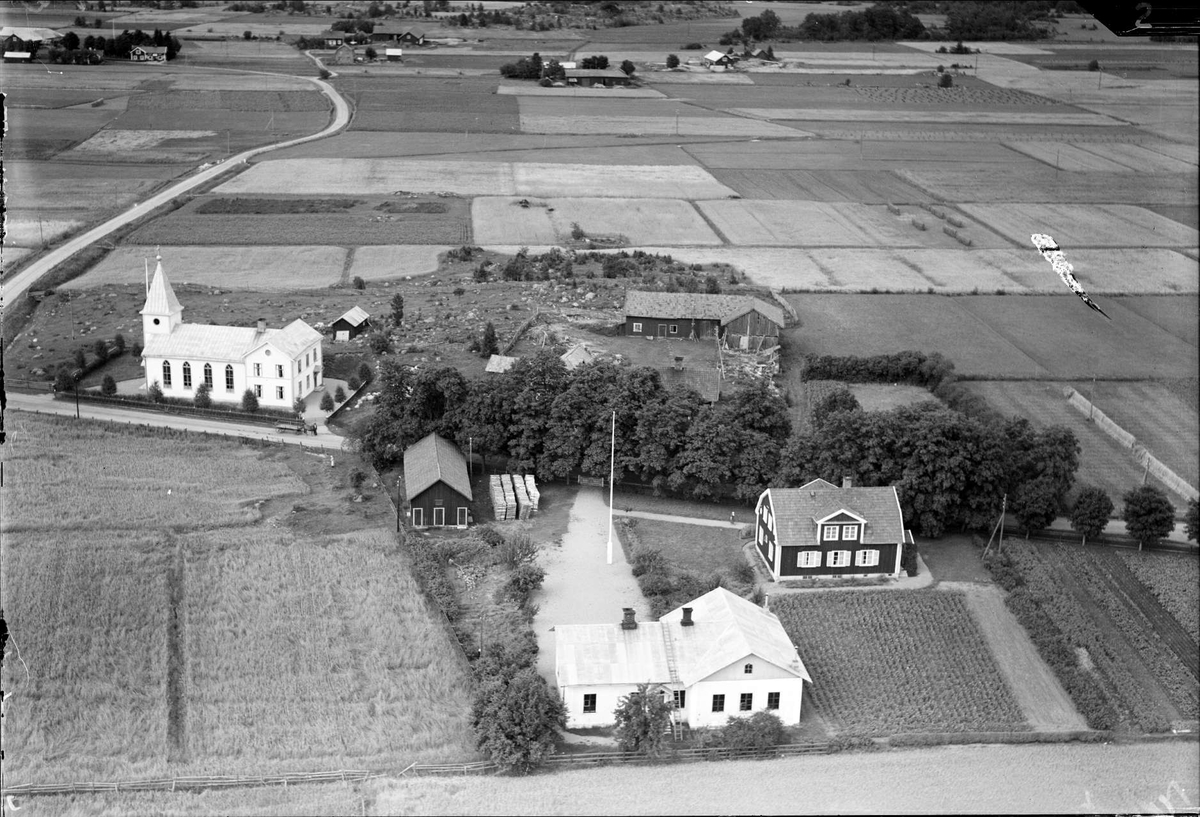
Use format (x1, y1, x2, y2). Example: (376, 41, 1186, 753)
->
(564, 67, 631, 87)
(331, 306, 371, 341)
(623, 290, 783, 349)
(404, 433, 472, 528)
(703, 50, 737, 67)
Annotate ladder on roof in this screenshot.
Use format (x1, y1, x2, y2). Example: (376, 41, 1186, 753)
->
(661, 629, 684, 741)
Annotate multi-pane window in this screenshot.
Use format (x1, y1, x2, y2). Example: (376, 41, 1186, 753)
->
(743, 663, 754, 675)
(739, 693, 753, 711)
(673, 690, 686, 709)
(253, 363, 262, 377)
(855, 549, 881, 567)
(767, 692, 780, 710)
(798, 550, 821, 568)
(822, 525, 840, 541)
(275, 386, 284, 400)
(275, 364, 284, 378)
(711, 694, 725, 713)
(582, 694, 596, 714)
(162, 361, 172, 387)
(669, 325, 678, 334)
(225, 365, 235, 391)
(842, 524, 859, 541)
(828, 550, 851, 568)
(203, 363, 213, 388)
(632, 322, 642, 333)
(182, 362, 192, 389)
(254, 384, 263, 398)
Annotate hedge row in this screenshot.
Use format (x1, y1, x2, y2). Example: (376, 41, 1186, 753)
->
(983, 551, 1120, 730)
(623, 520, 723, 619)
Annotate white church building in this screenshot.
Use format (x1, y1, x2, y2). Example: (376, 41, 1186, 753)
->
(141, 257, 324, 408)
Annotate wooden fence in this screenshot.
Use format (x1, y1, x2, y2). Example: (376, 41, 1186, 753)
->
(499, 308, 540, 355)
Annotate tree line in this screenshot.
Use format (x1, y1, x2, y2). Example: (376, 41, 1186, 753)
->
(35, 28, 182, 63)
(347, 350, 1083, 539)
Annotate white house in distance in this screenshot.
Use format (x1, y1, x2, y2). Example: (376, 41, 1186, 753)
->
(140, 256, 323, 408)
(754, 478, 913, 581)
(555, 588, 810, 731)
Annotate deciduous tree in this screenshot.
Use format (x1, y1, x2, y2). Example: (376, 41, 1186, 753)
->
(471, 669, 565, 773)
(480, 321, 499, 357)
(241, 388, 259, 412)
(613, 683, 672, 756)
(194, 382, 213, 408)
(1122, 485, 1176, 549)
(1011, 475, 1059, 538)
(1070, 485, 1114, 545)
(1186, 499, 1199, 543)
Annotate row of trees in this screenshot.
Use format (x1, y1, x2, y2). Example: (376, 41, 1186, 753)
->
(347, 351, 1082, 539)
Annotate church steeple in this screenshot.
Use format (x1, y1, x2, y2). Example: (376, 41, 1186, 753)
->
(140, 252, 183, 338)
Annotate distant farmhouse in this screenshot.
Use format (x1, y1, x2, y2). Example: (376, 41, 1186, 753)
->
(140, 257, 324, 408)
(1, 25, 63, 61)
(555, 588, 811, 731)
(703, 50, 737, 68)
(564, 67, 631, 87)
(129, 44, 167, 62)
(331, 306, 371, 341)
(623, 290, 783, 349)
(372, 24, 426, 45)
(384, 47, 404, 62)
(404, 432, 472, 528)
(754, 478, 914, 580)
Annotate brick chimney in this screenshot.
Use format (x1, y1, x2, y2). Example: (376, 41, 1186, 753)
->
(256, 318, 266, 334)
(681, 607, 694, 627)
(842, 475, 853, 489)
(620, 608, 637, 630)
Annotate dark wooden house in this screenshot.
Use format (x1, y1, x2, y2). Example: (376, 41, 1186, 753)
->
(564, 67, 632, 87)
(318, 30, 346, 48)
(754, 478, 913, 580)
(372, 24, 426, 45)
(331, 306, 370, 342)
(622, 291, 783, 349)
(404, 433, 472, 528)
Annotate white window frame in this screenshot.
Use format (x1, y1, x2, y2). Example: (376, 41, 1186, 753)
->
(433, 507, 445, 527)
(253, 363, 262, 377)
(828, 550, 851, 568)
(798, 551, 821, 569)
(842, 524, 859, 541)
(669, 324, 678, 334)
(457, 507, 468, 527)
(582, 694, 597, 713)
(822, 524, 840, 541)
(254, 384, 263, 398)
(275, 364, 284, 378)
(275, 386, 284, 400)
(855, 549, 880, 567)
(632, 322, 642, 333)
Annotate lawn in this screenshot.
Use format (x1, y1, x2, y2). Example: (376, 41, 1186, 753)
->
(772, 590, 1028, 736)
(624, 518, 744, 578)
(0, 415, 477, 786)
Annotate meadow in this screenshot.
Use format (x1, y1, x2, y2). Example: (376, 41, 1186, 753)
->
(0, 415, 477, 786)
(471, 197, 721, 246)
(772, 590, 1028, 736)
(898, 166, 1197, 205)
(626, 518, 744, 578)
(696, 200, 954, 248)
(958, 203, 1199, 248)
(67, 245, 349, 291)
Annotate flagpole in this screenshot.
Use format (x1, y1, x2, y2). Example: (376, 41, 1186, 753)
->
(607, 409, 615, 565)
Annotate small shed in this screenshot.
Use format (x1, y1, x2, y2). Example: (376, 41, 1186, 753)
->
(404, 433, 472, 528)
(485, 354, 519, 374)
(331, 306, 371, 341)
(560, 345, 594, 370)
(385, 47, 404, 62)
(564, 67, 631, 87)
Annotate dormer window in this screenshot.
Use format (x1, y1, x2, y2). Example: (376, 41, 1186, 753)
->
(842, 525, 859, 541)
(822, 525, 840, 541)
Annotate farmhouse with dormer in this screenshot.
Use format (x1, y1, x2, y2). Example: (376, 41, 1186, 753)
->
(140, 256, 323, 408)
(555, 588, 811, 731)
(754, 478, 914, 580)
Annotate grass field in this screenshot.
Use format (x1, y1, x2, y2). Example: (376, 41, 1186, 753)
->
(710, 169, 931, 202)
(959, 203, 1199, 248)
(773, 590, 1028, 735)
(733, 108, 1120, 126)
(0, 415, 477, 785)
(520, 113, 803, 138)
(963, 381, 1187, 508)
(3, 216, 86, 248)
(1003, 141, 1198, 174)
(896, 167, 1197, 205)
(696, 201, 933, 248)
(626, 518, 744, 578)
(67, 246, 349, 291)
(471, 197, 721, 246)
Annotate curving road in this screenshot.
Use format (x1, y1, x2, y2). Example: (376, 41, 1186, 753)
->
(2, 62, 351, 308)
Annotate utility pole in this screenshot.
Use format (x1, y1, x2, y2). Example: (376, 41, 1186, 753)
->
(1086, 374, 1097, 421)
(606, 409, 615, 566)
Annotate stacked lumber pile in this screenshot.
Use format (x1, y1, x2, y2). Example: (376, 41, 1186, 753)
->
(523, 474, 540, 513)
(489, 475, 512, 521)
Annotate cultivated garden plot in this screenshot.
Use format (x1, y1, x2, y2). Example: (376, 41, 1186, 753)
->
(1, 531, 171, 785)
(964, 381, 1186, 508)
(1117, 551, 1200, 643)
(181, 529, 476, 768)
(696, 201, 929, 248)
(786, 294, 1052, 378)
(67, 246, 348, 291)
(958, 203, 1200, 248)
(470, 198, 722, 246)
(773, 590, 1029, 736)
(1067, 380, 1200, 486)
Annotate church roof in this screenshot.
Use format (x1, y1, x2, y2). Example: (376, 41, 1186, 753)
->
(143, 324, 263, 362)
(140, 259, 182, 317)
(253, 319, 323, 359)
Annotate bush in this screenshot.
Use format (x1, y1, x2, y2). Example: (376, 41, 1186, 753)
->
(351, 275, 366, 290)
(496, 531, 538, 568)
(505, 563, 546, 607)
(620, 59, 635, 75)
(335, 385, 347, 403)
(100, 375, 118, 396)
(1087, 59, 1099, 71)
(938, 73, 953, 88)
(367, 330, 392, 355)
(682, 42, 704, 49)
(613, 683, 672, 756)
(319, 392, 335, 412)
(194, 382, 213, 409)
(715, 711, 786, 752)
(472, 669, 565, 773)
(241, 388, 259, 412)
(476, 525, 506, 549)
(1122, 485, 1176, 548)
(357, 361, 373, 383)
(347, 375, 361, 392)
(666, 53, 679, 68)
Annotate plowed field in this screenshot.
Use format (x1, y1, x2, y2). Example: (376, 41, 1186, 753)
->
(959, 203, 1199, 248)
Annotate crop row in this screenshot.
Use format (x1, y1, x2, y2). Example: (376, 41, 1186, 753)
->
(772, 590, 1027, 736)
(1117, 550, 1200, 642)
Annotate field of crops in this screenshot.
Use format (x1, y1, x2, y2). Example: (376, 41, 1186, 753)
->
(772, 590, 1028, 735)
(685, 139, 1037, 170)
(471, 197, 721, 246)
(1003, 539, 1197, 732)
(733, 108, 1120, 127)
(898, 167, 1197, 205)
(4, 159, 183, 215)
(1117, 551, 1200, 642)
(710, 169, 930, 202)
(128, 208, 471, 246)
(2, 215, 85, 248)
(521, 113, 803, 138)
(959, 203, 1199, 248)
(696, 201, 927, 247)
(68, 245, 348, 291)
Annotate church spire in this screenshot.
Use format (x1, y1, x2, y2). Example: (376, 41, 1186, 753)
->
(140, 253, 183, 337)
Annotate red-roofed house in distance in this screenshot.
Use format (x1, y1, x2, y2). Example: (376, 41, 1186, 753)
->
(754, 478, 915, 580)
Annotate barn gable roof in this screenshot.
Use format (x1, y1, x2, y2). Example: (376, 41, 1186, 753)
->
(485, 354, 519, 373)
(560, 345, 594, 369)
(404, 433, 473, 501)
(766, 481, 906, 548)
(624, 291, 783, 328)
(336, 306, 370, 327)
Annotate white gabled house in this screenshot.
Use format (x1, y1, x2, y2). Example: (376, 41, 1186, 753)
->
(140, 256, 323, 408)
(555, 588, 810, 731)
